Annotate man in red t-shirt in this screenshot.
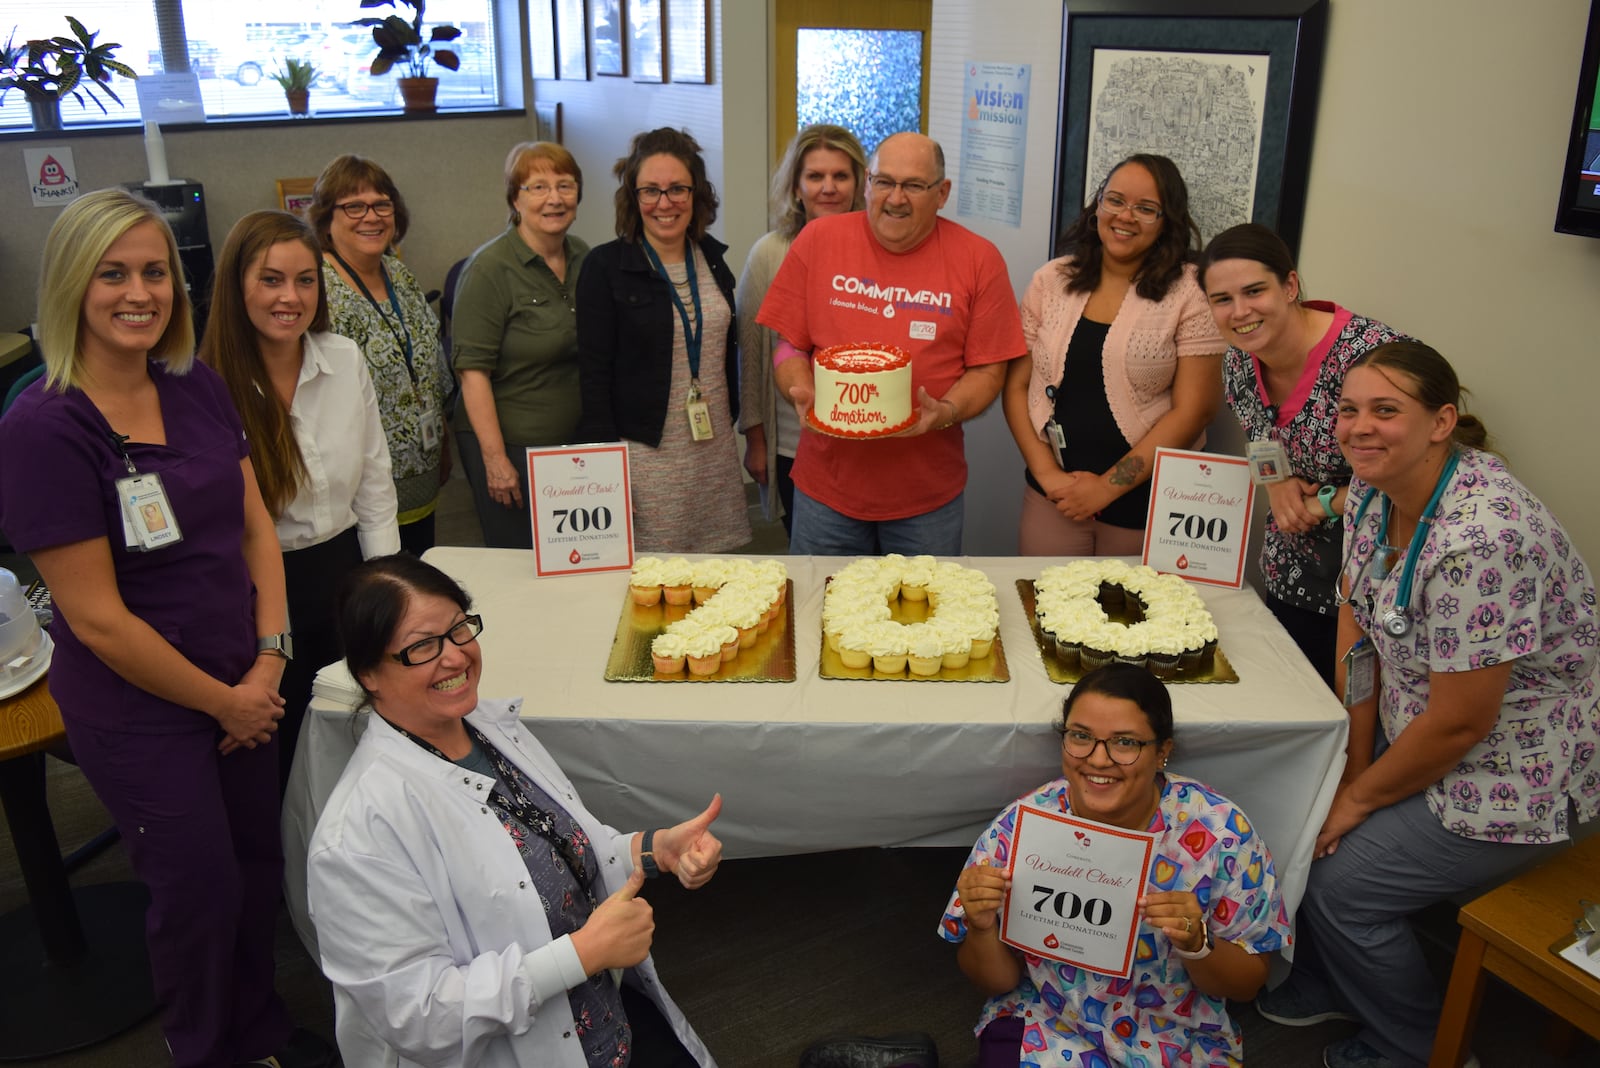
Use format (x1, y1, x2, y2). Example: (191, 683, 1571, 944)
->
(757, 132, 1026, 555)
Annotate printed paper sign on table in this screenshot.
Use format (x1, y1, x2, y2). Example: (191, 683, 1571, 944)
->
(1142, 448, 1255, 588)
(999, 806, 1155, 978)
(526, 444, 634, 576)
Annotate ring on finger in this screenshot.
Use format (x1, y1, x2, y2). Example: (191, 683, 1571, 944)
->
(1182, 916, 1192, 933)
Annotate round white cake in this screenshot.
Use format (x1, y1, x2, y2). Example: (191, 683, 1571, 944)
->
(811, 342, 915, 436)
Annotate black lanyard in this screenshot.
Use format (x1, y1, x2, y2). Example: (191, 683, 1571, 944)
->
(641, 240, 703, 382)
(328, 250, 416, 383)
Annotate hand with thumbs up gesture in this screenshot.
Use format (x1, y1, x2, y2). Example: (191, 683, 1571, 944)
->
(570, 867, 655, 975)
(647, 793, 724, 890)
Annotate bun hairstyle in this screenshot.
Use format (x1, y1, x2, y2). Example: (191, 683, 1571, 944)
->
(337, 554, 473, 703)
(1351, 341, 1492, 451)
(1197, 222, 1300, 295)
(1059, 663, 1175, 745)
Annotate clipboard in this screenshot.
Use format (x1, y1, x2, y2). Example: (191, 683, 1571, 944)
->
(1550, 927, 1600, 983)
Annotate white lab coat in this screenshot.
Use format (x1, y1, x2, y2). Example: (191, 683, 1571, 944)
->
(306, 698, 716, 1068)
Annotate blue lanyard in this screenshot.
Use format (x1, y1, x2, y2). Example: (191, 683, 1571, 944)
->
(330, 250, 416, 383)
(1346, 450, 1461, 624)
(641, 240, 703, 383)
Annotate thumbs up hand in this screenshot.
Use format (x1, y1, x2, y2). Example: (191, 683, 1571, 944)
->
(650, 794, 725, 890)
(571, 867, 654, 975)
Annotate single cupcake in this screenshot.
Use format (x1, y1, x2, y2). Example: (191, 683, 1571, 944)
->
(661, 557, 694, 605)
(906, 627, 943, 677)
(650, 632, 688, 675)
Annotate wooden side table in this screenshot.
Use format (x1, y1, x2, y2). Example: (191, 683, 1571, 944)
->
(1430, 834, 1600, 1067)
(0, 675, 155, 1060)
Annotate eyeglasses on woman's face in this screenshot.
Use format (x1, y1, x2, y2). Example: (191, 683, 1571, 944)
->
(520, 180, 579, 198)
(1097, 191, 1163, 224)
(635, 184, 694, 205)
(1061, 727, 1158, 765)
(390, 614, 485, 666)
(335, 199, 396, 220)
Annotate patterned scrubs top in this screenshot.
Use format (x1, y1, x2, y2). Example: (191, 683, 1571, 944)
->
(325, 254, 449, 523)
(1222, 303, 1406, 613)
(1342, 447, 1600, 842)
(940, 774, 1289, 1068)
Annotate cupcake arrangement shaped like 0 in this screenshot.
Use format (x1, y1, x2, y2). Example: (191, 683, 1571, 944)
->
(821, 555, 1008, 682)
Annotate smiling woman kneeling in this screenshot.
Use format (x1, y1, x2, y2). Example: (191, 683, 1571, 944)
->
(307, 554, 724, 1068)
(940, 665, 1288, 1067)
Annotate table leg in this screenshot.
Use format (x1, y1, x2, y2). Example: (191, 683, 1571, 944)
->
(0, 751, 83, 962)
(1429, 928, 1488, 1068)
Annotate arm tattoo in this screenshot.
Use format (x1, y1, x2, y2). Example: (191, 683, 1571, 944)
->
(1108, 455, 1145, 487)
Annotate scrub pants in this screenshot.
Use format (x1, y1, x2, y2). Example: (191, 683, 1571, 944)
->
(64, 717, 292, 1067)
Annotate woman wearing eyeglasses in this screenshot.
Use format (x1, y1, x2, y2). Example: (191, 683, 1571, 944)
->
(310, 155, 451, 556)
(575, 127, 750, 553)
(943, 664, 1287, 1067)
(1003, 154, 1224, 555)
(451, 142, 589, 549)
(308, 554, 722, 1068)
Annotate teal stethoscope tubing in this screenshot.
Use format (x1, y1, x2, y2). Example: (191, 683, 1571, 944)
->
(1336, 449, 1462, 638)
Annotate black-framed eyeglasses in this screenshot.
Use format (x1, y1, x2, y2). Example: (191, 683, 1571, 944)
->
(866, 173, 939, 197)
(390, 615, 484, 666)
(1061, 728, 1158, 766)
(335, 199, 396, 220)
(1097, 192, 1163, 223)
(635, 184, 694, 205)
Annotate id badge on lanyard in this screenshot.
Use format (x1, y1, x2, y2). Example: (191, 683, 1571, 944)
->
(1248, 437, 1290, 484)
(1342, 638, 1375, 708)
(685, 380, 713, 441)
(117, 471, 183, 551)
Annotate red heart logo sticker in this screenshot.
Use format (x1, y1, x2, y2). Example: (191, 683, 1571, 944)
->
(1043, 933, 1060, 949)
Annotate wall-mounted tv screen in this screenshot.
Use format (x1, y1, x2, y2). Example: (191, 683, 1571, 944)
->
(1556, 1, 1600, 237)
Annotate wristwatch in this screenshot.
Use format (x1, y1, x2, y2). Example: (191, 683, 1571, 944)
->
(1172, 922, 1214, 960)
(1317, 483, 1340, 520)
(639, 828, 661, 878)
(256, 632, 294, 660)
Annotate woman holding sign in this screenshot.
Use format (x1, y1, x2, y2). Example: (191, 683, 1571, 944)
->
(1199, 224, 1408, 686)
(576, 127, 749, 553)
(941, 665, 1288, 1066)
(308, 554, 723, 1068)
(1004, 154, 1224, 556)
(1257, 343, 1600, 1068)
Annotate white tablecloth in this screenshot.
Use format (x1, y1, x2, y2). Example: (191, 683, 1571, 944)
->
(283, 550, 1346, 954)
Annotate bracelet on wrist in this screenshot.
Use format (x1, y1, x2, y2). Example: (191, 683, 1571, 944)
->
(1171, 923, 1215, 960)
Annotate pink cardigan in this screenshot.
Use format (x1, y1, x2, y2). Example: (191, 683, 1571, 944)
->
(1020, 258, 1223, 445)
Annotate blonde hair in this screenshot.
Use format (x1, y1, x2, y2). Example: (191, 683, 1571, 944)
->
(769, 124, 867, 239)
(37, 188, 195, 391)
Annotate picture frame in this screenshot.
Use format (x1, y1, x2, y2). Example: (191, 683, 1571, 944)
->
(276, 177, 316, 216)
(555, 0, 591, 80)
(534, 101, 563, 144)
(1054, 0, 1328, 257)
(666, 0, 709, 83)
(630, 0, 663, 83)
(593, 0, 627, 76)
(528, 0, 557, 80)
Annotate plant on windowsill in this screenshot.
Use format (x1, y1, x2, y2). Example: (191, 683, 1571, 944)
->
(270, 58, 319, 117)
(353, 0, 460, 114)
(0, 17, 136, 133)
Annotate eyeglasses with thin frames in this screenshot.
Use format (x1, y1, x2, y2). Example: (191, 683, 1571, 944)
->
(1061, 727, 1159, 766)
(635, 184, 694, 205)
(335, 199, 396, 220)
(390, 615, 485, 667)
(520, 181, 579, 198)
(866, 173, 940, 197)
(1097, 192, 1163, 223)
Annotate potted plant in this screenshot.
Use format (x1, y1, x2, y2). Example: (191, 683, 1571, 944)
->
(270, 57, 318, 116)
(0, 17, 136, 132)
(354, 0, 460, 113)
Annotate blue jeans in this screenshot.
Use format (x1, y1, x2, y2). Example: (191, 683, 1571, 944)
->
(787, 488, 964, 556)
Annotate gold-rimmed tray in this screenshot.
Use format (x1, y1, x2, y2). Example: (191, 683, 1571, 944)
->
(818, 581, 1010, 683)
(1015, 580, 1238, 685)
(604, 581, 797, 682)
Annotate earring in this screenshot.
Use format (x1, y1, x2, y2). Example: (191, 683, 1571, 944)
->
(511, 210, 521, 226)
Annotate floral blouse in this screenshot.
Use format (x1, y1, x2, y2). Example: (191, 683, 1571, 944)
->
(325, 254, 449, 522)
(1343, 447, 1600, 841)
(940, 774, 1289, 1067)
(1223, 303, 1405, 612)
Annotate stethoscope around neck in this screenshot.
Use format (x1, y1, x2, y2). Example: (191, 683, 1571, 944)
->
(1334, 449, 1461, 638)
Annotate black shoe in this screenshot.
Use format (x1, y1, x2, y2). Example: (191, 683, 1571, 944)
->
(799, 1031, 938, 1068)
(237, 1028, 340, 1068)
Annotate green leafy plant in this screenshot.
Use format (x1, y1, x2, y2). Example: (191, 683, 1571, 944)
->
(0, 17, 136, 112)
(354, 0, 461, 79)
(270, 57, 319, 93)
